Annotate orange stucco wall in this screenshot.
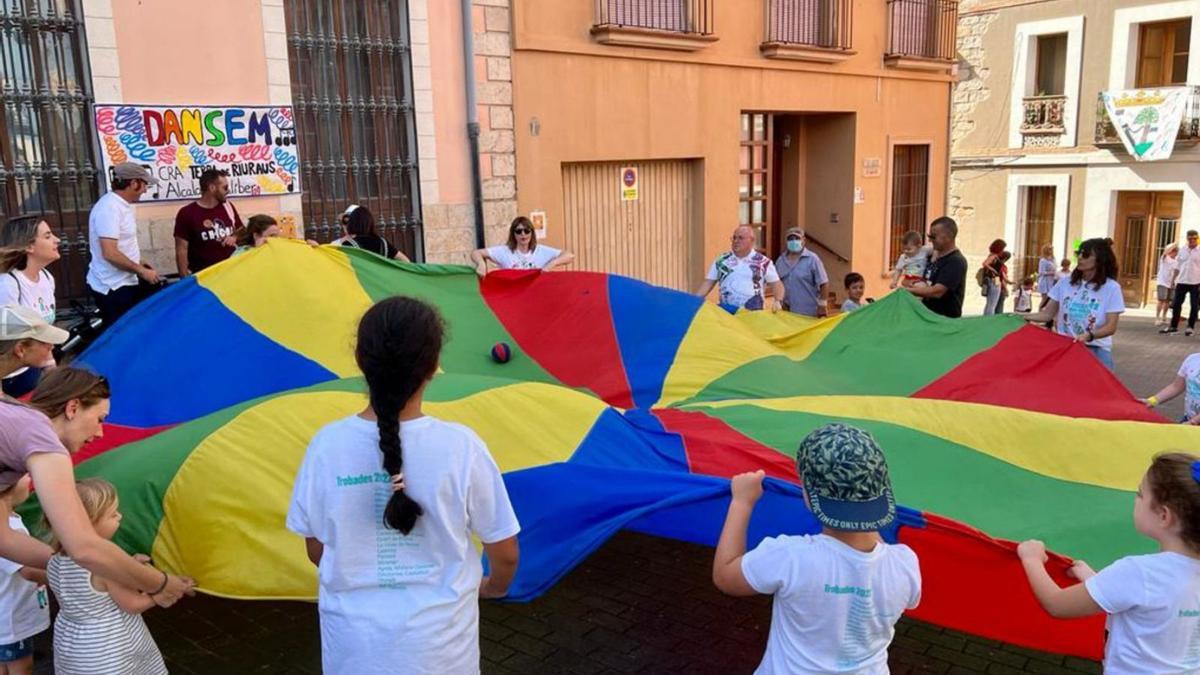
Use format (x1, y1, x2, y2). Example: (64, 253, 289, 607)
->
(428, 0, 473, 203)
(511, 0, 952, 299)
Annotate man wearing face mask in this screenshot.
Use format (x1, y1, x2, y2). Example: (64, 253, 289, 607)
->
(775, 228, 829, 317)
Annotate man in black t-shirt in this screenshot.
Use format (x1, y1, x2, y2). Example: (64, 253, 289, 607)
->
(908, 217, 968, 318)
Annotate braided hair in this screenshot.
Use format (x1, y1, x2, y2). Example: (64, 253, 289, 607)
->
(355, 296, 445, 534)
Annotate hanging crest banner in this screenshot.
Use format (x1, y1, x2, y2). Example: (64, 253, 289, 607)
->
(1100, 88, 1188, 161)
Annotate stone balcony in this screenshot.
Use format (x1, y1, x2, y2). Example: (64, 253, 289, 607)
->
(1019, 95, 1066, 147)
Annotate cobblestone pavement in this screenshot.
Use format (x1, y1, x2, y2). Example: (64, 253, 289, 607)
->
(31, 315, 1182, 674)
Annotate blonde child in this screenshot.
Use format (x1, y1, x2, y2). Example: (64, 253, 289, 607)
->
(1018, 452, 1200, 672)
(842, 272, 866, 312)
(889, 231, 931, 289)
(0, 475, 47, 675)
(46, 478, 170, 675)
(713, 424, 921, 673)
(1036, 245, 1056, 310)
(1013, 277, 1034, 313)
(1056, 258, 1072, 282)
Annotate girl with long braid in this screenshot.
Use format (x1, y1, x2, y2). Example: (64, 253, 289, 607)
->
(287, 297, 520, 674)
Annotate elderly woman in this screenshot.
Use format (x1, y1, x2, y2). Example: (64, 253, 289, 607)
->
(470, 217, 575, 276)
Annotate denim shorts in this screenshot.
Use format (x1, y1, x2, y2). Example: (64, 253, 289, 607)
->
(0, 637, 33, 662)
(1086, 345, 1114, 370)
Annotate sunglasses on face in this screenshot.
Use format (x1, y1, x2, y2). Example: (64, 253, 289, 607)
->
(513, 228, 532, 235)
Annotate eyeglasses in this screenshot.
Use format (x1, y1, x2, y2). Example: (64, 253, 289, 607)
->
(513, 228, 532, 235)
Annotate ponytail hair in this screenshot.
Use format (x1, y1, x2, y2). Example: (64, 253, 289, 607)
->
(354, 296, 445, 534)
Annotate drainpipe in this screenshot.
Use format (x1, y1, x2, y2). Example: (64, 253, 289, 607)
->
(945, 78, 954, 217)
(461, 0, 487, 249)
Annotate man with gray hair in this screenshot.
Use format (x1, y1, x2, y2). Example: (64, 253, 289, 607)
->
(696, 225, 785, 312)
(87, 162, 162, 327)
(775, 227, 828, 317)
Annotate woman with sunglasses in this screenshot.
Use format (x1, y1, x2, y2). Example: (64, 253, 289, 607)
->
(0, 215, 61, 397)
(470, 217, 574, 277)
(1023, 238, 1124, 369)
(0, 368, 193, 610)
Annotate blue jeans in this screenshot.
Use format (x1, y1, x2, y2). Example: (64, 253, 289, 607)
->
(1087, 345, 1114, 370)
(983, 278, 1007, 315)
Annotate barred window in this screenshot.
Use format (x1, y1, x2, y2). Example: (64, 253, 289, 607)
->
(0, 0, 99, 305)
(284, 0, 423, 258)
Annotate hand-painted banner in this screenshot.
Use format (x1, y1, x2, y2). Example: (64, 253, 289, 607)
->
(94, 104, 302, 202)
(1101, 88, 1189, 161)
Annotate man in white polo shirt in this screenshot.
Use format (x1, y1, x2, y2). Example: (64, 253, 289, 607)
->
(1163, 229, 1200, 336)
(87, 162, 162, 328)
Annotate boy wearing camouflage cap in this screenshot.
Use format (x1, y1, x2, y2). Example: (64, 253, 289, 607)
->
(713, 423, 921, 673)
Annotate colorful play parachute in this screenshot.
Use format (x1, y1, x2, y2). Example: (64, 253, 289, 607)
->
(36, 239, 1200, 659)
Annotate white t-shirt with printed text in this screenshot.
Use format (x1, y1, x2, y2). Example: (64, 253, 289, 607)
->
(0, 269, 55, 323)
(741, 534, 921, 674)
(0, 515, 50, 644)
(486, 245, 561, 270)
(287, 415, 520, 675)
(1048, 277, 1125, 351)
(1084, 552, 1200, 674)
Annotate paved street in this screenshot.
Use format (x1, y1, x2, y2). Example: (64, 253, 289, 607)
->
(31, 314, 1187, 674)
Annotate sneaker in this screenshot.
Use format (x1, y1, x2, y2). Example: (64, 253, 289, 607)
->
(1187, 329, 1194, 337)
(1162, 327, 1179, 334)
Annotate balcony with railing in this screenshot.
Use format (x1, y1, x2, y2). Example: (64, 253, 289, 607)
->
(884, 0, 958, 72)
(591, 0, 717, 51)
(760, 0, 854, 63)
(1020, 95, 1067, 142)
(1094, 86, 1200, 150)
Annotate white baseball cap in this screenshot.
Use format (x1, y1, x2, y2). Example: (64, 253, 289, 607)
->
(0, 305, 69, 345)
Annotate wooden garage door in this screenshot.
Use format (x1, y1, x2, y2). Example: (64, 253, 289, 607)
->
(562, 160, 700, 291)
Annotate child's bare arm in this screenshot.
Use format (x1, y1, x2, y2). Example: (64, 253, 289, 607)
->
(1147, 376, 1186, 406)
(1017, 541, 1102, 619)
(480, 536, 519, 599)
(17, 567, 46, 585)
(98, 574, 159, 614)
(713, 471, 763, 597)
